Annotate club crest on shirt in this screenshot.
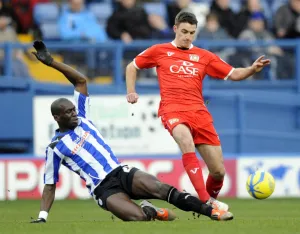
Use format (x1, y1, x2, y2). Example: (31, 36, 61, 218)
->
(189, 54, 199, 62)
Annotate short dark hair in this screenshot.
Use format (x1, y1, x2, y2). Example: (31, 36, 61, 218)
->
(175, 11, 198, 26)
(51, 98, 71, 115)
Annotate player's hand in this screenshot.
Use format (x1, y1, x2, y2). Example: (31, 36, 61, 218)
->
(32, 40, 53, 66)
(251, 55, 271, 73)
(30, 218, 46, 223)
(126, 92, 139, 104)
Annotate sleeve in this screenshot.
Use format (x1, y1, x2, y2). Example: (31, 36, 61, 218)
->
(205, 54, 235, 80)
(133, 45, 158, 69)
(44, 147, 63, 184)
(74, 90, 90, 118)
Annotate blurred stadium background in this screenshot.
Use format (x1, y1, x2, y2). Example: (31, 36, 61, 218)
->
(0, 0, 300, 228)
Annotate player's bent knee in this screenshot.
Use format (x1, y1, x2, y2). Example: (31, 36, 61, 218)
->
(211, 168, 226, 180)
(181, 138, 194, 149)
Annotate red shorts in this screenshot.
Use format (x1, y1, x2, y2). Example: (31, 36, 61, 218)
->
(161, 110, 220, 146)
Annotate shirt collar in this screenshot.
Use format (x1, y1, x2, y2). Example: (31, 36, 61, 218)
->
(171, 40, 194, 49)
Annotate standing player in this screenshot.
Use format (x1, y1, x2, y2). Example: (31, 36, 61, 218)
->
(126, 12, 270, 211)
(30, 41, 233, 223)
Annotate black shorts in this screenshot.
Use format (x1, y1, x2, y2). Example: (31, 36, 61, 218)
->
(93, 165, 139, 210)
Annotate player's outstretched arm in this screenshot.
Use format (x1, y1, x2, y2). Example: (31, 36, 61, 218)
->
(126, 62, 139, 104)
(30, 184, 56, 223)
(229, 55, 271, 81)
(32, 40, 88, 96)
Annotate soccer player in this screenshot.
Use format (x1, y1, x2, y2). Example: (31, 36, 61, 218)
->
(126, 12, 270, 211)
(30, 41, 233, 223)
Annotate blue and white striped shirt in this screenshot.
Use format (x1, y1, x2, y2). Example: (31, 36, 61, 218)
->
(44, 90, 120, 195)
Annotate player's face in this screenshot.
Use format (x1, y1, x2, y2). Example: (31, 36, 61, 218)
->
(173, 23, 196, 49)
(54, 101, 78, 129)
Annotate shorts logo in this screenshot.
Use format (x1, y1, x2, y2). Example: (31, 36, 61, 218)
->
(189, 54, 199, 62)
(122, 165, 132, 173)
(98, 198, 103, 206)
(168, 118, 179, 125)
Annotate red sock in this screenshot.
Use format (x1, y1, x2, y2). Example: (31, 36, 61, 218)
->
(182, 152, 210, 202)
(206, 174, 224, 199)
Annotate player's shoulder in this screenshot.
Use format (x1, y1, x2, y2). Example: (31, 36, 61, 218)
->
(47, 132, 68, 150)
(47, 137, 62, 150)
(47, 139, 60, 150)
(192, 46, 215, 57)
(191, 46, 217, 62)
(150, 42, 174, 51)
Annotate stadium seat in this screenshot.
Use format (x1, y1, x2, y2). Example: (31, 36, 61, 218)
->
(40, 23, 60, 40)
(143, 3, 167, 19)
(17, 34, 34, 43)
(260, 0, 273, 28)
(33, 3, 59, 25)
(61, 3, 69, 12)
(23, 52, 68, 83)
(88, 3, 113, 26)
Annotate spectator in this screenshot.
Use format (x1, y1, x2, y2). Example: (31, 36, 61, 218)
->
(107, 0, 172, 43)
(167, 0, 209, 35)
(239, 12, 282, 54)
(58, 0, 107, 43)
(210, 0, 240, 38)
(198, 13, 231, 40)
(198, 13, 234, 65)
(167, 0, 191, 28)
(274, 0, 300, 39)
(0, 13, 30, 78)
(237, 0, 267, 33)
(11, 0, 48, 34)
(239, 12, 293, 79)
(0, 0, 19, 30)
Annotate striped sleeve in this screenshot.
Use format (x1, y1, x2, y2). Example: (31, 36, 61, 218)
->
(44, 147, 63, 184)
(74, 90, 90, 118)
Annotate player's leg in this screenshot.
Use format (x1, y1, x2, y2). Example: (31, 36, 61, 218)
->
(172, 123, 210, 203)
(192, 112, 228, 210)
(104, 192, 154, 221)
(93, 167, 157, 221)
(192, 111, 229, 211)
(131, 169, 233, 221)
(196, 144, 225, 199)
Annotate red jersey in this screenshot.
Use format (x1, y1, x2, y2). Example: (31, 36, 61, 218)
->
(133, 41, 234, 116)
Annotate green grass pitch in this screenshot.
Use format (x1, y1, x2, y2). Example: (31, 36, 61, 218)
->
(0, 198, 299, 234)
